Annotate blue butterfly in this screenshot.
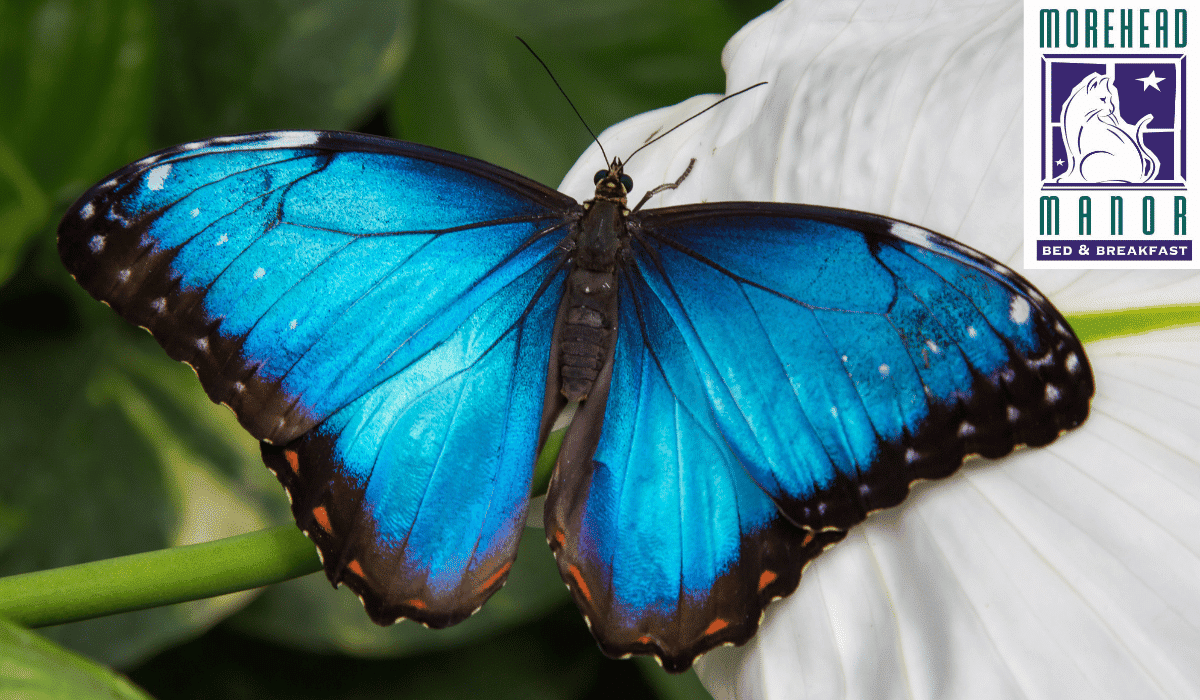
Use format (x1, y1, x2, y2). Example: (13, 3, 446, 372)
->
(57, 130, 1092, 672)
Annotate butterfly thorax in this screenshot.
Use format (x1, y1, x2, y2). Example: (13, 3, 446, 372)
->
(575, 161, 629, 271)
(555, 164, 629, 401)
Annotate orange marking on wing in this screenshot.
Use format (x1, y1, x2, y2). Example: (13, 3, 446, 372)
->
(405, 598, 427, 610)
(553, 529, 565, 547)
(478, 562, 512, 593)
(758, 570, 778, 591)
(704, 618, 729, 636)
(802, 531, 815, 547)
(311, 505, 332, 533)
(283, 449, 300, 474)
(346, 559, 364, 578)
(567, 564, 592, 603)
(636, 635, 653, 645)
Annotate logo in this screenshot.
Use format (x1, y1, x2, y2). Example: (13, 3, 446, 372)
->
(1024, 4, 1195, 269)
(1042, 56, 1180, 186)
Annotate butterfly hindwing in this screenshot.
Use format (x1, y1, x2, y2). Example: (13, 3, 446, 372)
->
(545, 263, 847, 671)
(58, 130, 577, 625)
(263, 252, 567, 625)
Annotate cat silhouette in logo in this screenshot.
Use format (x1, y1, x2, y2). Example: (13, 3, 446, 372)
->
(1056, 73, 1159, 184)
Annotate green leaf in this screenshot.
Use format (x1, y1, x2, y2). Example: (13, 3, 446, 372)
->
(0, 0, 155, 288)
(388, 0, 743, 186)
(154, 0, 418, 144)
(0, 279, 272, 667)
(0, 616, 152, 700)
(0, 136, 49, 285)
(1068, 304, 1200, 344)
(0, 0, 155, 205)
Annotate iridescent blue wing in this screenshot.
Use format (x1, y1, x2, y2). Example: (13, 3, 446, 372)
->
(545, 203, 1092, 671)
(58, 131, 576, 626)
(544, 266, 849, 672)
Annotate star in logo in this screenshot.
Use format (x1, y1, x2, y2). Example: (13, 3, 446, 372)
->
(1056, 159, 1064, 166)
(1137, 71, 1166, 91)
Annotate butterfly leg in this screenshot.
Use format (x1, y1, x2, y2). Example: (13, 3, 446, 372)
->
(631, 158, 696, 212)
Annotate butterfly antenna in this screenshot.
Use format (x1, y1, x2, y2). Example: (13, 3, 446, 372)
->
(624, 81, 768, 165)
(517, 37, 609, 164)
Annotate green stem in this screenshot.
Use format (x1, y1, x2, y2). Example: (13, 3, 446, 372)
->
(0, 525, 319, 628)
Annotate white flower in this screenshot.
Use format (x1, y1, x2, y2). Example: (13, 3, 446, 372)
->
(561, 1, 1200, 697)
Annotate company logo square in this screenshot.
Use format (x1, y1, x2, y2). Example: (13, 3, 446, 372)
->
(1041, 54, 1186, 188)
(1023, 4, 1194, 269)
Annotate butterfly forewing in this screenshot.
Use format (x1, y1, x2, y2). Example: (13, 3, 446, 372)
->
(628, 204, 1091, 528)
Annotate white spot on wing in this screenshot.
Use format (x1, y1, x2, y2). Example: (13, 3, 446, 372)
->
(1027, 350, 1055, 369)
(830, 406, 838, 418)
(151, 297, 166, 313)
(967, 325, 978, 338)
(878, 363, 889, 377)
(1045, 384, 1061, 404)
(1065, 352, 1080, 374)
(196, 337, 209, 351)
(190, 208, 200, 218)
(117, 269, 130, 282)
(267, 131, 320, 147)
(88, 235, 105, 253)
(926, 339, 939, 353)
(957, 421, 975, 437)
(1010, 297, 1031, 324)
(216, 233, 228, 246)
(80, 202, 95, 219)
(888, 221, 934, 245)
(253, 267, 265, 279)
(147, 164, 172, 191)
(1007, 405, 1020, 423)
(905, 448, 919, 464)
(289, 319, 298, 330)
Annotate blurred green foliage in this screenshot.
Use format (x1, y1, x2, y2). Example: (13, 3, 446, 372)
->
(0, 616, 153, 699)
(0, 0, 775, 697)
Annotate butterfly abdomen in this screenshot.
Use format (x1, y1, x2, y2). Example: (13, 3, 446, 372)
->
(557, 267, 617, 401)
